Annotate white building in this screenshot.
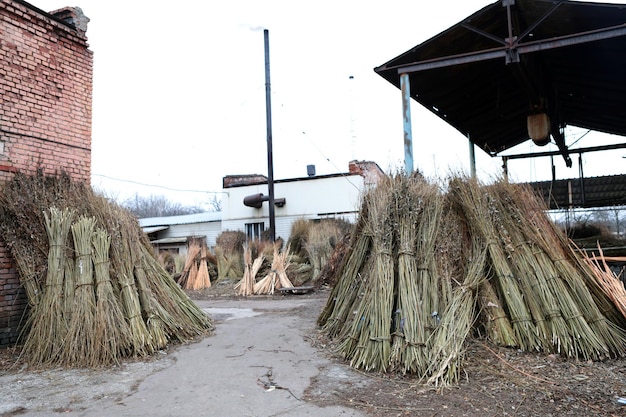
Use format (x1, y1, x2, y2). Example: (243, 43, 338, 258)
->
(139, 211, 222, 254)
(140, 161, 385, 253)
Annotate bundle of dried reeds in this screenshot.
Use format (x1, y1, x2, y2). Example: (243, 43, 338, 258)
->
(317, 217, 372, 336)
(449, 177, 542, 352)
(62, 216, 98, 366)
(237, 244, 264, 296)
(390, 176, 444, 374)
(496, 182, 626, 358)
(427, 242, 486, 385)
(337, 180, 395, 372)
(92, 228, 131, 365)
(178, 242, 201, 288)
(196, 246, 212, 289)
(0, 171, 214, 367)
(22, 207, 74, 365)
(253, 244, 293, 294)
(586, 245, 626, 319)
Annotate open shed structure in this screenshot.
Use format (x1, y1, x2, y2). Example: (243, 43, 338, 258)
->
(375, 0, 626, 208)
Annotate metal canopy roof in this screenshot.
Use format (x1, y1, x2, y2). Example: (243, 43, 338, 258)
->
(374, 0, 626, 167)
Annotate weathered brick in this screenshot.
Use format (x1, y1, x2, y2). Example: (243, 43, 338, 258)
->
(0, 0, 92, 347)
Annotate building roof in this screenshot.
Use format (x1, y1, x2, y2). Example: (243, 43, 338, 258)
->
(529, 174, 626, 209)
(139, 211, 222, 227)
(374, 0, 626, 166)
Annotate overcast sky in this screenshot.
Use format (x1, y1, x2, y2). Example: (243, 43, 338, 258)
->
(32, 0, 626, 210)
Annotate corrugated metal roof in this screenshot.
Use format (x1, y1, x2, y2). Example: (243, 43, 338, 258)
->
(528, 174, 626, 209)
(375, 0, 626, 165)
(139, 211, 222, 227)
(142, 225, 169, 234)
(150, 237, 188, 245)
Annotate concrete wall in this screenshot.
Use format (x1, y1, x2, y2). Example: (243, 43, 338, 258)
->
(0, 0, 92, 346)
(222, 174, 364, 242)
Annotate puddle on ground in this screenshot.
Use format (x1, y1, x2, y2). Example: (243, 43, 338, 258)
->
(203, 307, 262, 321)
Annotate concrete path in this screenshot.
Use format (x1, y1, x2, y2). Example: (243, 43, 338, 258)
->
(1, 295, 365, 417)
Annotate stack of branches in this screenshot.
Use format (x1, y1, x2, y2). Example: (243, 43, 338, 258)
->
(214, 230, 245, 281)
(253, 243, 293, 295)
(0, 171, 214, 368)
(318, 174, 626, 385)
(178, 239, 215, 290)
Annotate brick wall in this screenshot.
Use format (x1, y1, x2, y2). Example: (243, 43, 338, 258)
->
(0, 0, 92, 346)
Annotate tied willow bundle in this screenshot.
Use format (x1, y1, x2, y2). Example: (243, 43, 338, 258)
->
(22, 207, 75, 365)
(318, 173, 626, 385)
(92, 228, 131, 365)
(317, 214, 373, 337)
(113, 228, 153, 356)
(0, 171, 214, 367)
(63, 216, 98, 366)
(449, 177, 542, 352)
(337, 181, 395, 372)
(427, 242, 487, 385)
(389, 176, 443, 374)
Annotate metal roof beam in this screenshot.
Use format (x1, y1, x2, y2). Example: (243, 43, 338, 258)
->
(501, 142, 626, 160)
(395, 23, 626, 74)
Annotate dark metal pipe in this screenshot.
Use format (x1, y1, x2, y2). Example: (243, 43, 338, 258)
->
(264, 29, 276, 242)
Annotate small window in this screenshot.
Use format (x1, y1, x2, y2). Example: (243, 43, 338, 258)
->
(245, 222, 265, 240)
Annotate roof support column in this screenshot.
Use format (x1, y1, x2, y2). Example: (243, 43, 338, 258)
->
(400, 73, 414, 173)
(468, 134, 476, 178)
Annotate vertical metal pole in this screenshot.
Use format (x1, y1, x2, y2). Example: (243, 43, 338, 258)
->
(400, 73, 413, 174)
(468, 134, 476, 178)
(578, 154, 585, 207)
(502, 156, 509, 181)
(264, 29, 276, 242)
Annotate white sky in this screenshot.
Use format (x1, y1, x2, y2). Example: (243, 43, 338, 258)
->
(32, 0, 626, 210)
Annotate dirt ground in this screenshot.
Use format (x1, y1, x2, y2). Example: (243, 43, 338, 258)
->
(2, 280, 626, 417)
(191, 281, 626, 417)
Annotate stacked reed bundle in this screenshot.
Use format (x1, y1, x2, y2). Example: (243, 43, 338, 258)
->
(319, 174, 626, 385)
(0, 171, 213, 367)
(113, 227, 154, 356)
(62, 216, 98, 366)
(427, 241, 487, 385)
(253, 244, 293, 294)
(496, 182, 626, 357)
(236, 244, 264, 296)
(92, 228, 131, 365)
(336, 178, 395, 372)
(390, 176, 444, 374)
(317, 209, 373, 336)
(179, 242, 201, 288)
(22, 207, 74, 365)
(449, 177, 542, 352)
(196, 246, 212, 289)
(492, 182, 618, 359)
(178, 241, 213, 290)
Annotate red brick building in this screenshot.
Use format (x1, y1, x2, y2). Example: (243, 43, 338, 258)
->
(0, 0, 92, 346)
